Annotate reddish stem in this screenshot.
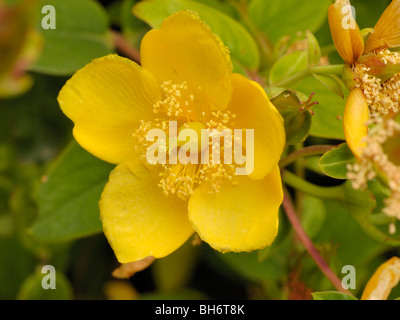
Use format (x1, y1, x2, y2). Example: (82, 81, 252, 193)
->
(282, 192, 353, 296)
(112, 31, 141, 64)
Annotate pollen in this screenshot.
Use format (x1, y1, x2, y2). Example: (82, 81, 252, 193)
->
(354, 49, 400, 118)
(347, 118, 400, 222)
(132, 81, 242, 200)
(153, 81, 194, 119)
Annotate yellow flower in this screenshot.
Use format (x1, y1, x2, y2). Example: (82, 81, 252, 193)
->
(328, 0, 400, 159)
(57, 11, 286, 263)
(361, 256, 400, 300)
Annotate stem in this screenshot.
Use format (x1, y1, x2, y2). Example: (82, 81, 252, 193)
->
(282, 170, 346, 201)
(273, 64, 344, 87)
(279, 145, 335, 168)
(228, 0, 275, 68)
(358, 218, 400, 246)
(273, 68, 310, 87)
(311, 64, 344, 76)
(111, 31, 141, 64)
(368, 213, 396, 225)
(282, 192, 353, 295)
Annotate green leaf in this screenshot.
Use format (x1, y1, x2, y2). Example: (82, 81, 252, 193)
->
(301, 196, 326, 239)
(30, 141, 114, 242)
(313, 74, 344, 99)
(312, 291, 358, 300)
(344, 180, 376, 219)
(306, 30, 321, 67)
(319, 143, 356, 179)
(315, 200, 384, 268)
(133, 0, 260, 70)
(0, 236, 36, 299)
(293, 77, 347, 140)
(17, 268, 73, 300)
(269, 50, 308, 86)
(248, 0, 331, 43)
(30, 0, 114, 75)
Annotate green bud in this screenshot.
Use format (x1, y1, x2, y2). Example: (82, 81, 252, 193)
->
(269, 88, 316, 145)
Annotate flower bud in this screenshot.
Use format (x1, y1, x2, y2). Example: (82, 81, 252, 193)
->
(267, 88, 316, 145)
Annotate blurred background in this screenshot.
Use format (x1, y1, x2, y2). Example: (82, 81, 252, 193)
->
(0, 0, 399, 300)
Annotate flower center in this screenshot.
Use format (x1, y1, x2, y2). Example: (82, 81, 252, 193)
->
(133, 81, 241, 200)
(177, 121, 208, 152)
(354, 49, 400, 119)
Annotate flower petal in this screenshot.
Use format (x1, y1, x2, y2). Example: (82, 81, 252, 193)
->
(365, 0, 400, 53)
(188, 166, 283, 253)
(227, 73, 285, 180)
(361, 257, 400, 300)
(328, 0, 364, 65)
(58, 54, 161, 165)
(343, 88, 370, 159)
(100, 162, 194, 263)
(140, 10, 233, 111)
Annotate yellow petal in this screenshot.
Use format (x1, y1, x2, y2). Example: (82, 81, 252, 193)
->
(58, 54, 161, 165)
(328, 0, 364, 65)
(361, 257, 400, 300)
(140, 10, 233, 112)
(227, 73, 285, 180)
(343, 88, 370, 159)
(365, 0, 400, 53)
(100, 162, 194, 263)
(188, 166, 283, 253)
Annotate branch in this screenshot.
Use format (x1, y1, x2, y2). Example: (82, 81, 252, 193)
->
(282, 191, 353, 296)
(279, 145, 335, 168)
(111, 30, 141, 64)
(282, 170, 346, 201)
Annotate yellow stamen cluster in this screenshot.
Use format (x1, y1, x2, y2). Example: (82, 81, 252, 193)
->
(354, 49, 400, 118)
(133, 81, 242, 200)
(133, 119, 169, 163)
(153, 80, 193, 119)
(347, 118, 400, 229)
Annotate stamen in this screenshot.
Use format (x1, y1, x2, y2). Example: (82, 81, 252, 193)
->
(133, 81, 242, 200)
(299, 92, 318, 115)
(354, 49, 400, 118)
(347, 118, 400, 221)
